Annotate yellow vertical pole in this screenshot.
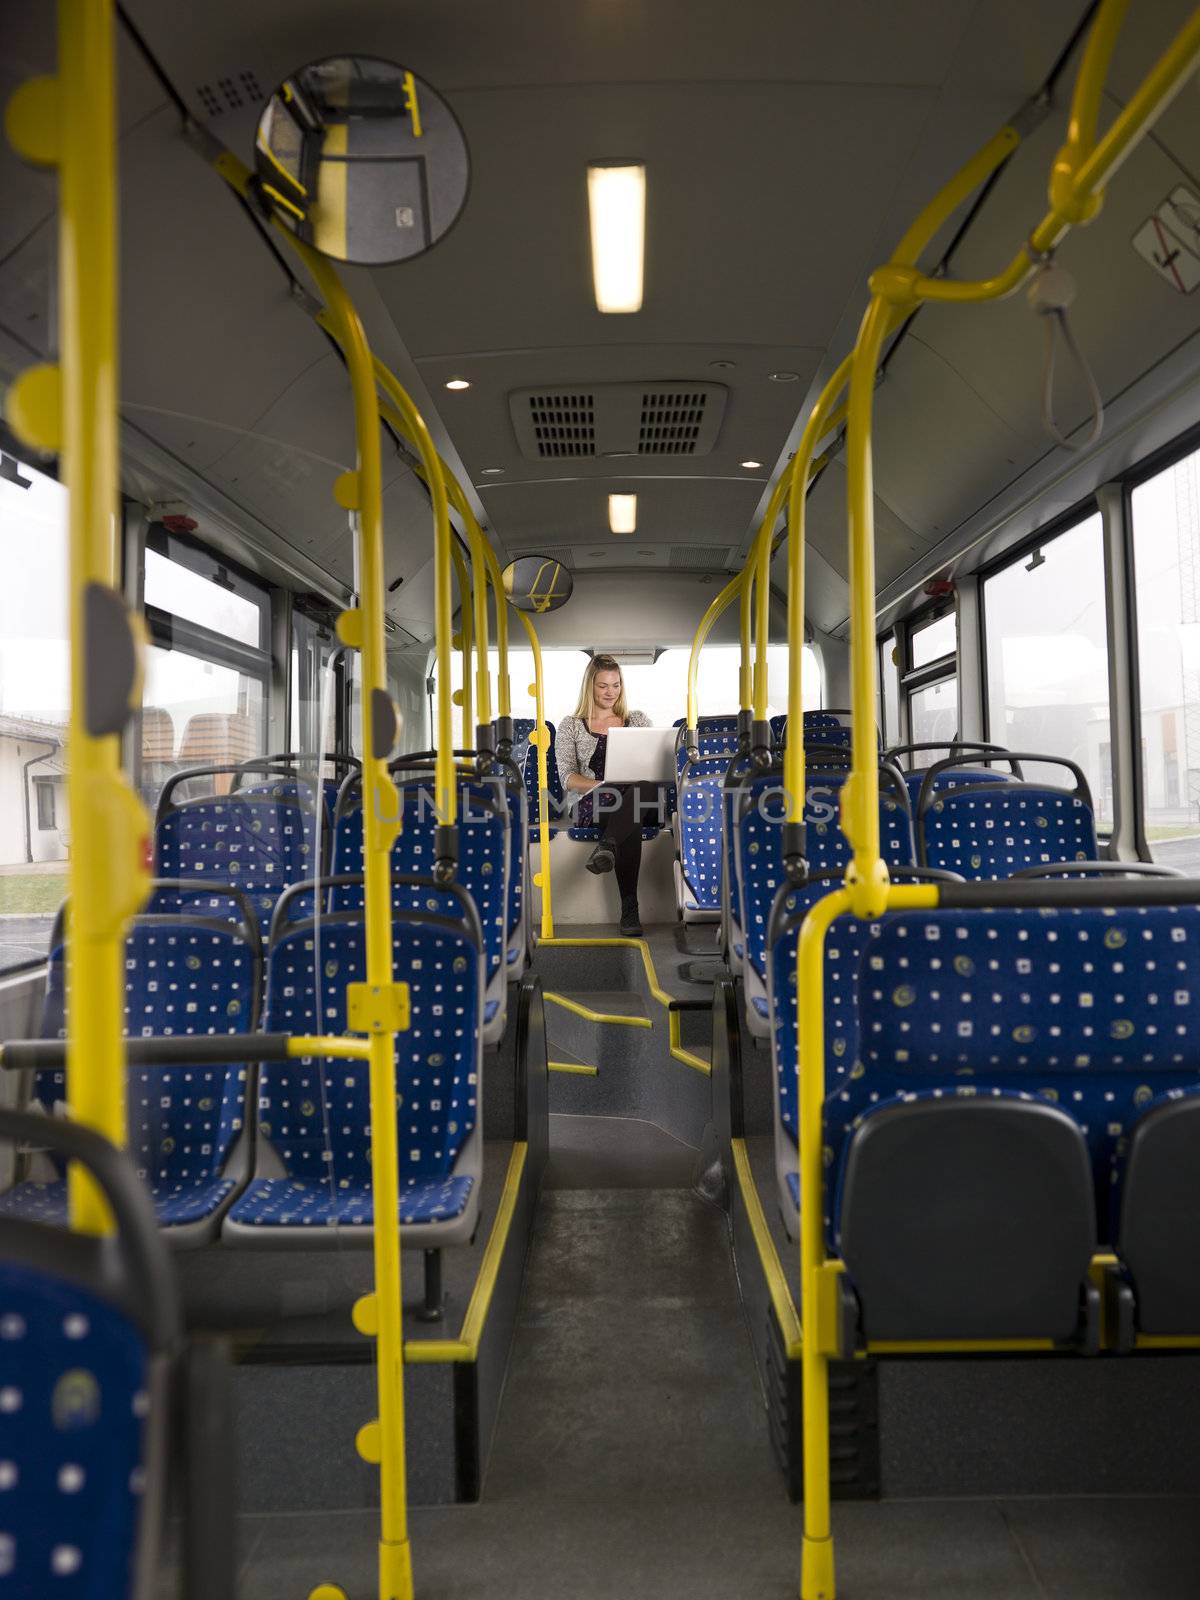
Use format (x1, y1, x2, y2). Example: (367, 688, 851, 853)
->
(750, 467, 793, 725)
(449, 539, 473, 742)
(467, 529, 492, 735)
(516, 609, 554, 939)
(738, 560, 754, 714)
(5, 0, 151, 1232)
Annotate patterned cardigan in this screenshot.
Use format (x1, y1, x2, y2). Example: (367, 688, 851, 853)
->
(555, 710, 651, 805)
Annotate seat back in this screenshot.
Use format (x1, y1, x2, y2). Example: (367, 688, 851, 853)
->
(673, 714, 741, 768)
(1117, 1095, 1200, 1334)
(154, 777, 319, 930)
(330, 776, 510, 989)
(259, 903, 482, 1194)
(27, 896, 260, 1223)
(0, 1109, 177, 1597)
(675, 752, 729, 912)
(513, 717, 563, 826)
(917, 753, 1096, 879)
(844, 904, 1200, 1233)
(737, 765, 914, 981)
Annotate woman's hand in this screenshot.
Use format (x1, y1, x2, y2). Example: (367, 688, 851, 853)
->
(566, 773, 600, 793)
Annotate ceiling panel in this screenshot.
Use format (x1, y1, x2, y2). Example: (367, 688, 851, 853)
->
(475, 475, 765, 550)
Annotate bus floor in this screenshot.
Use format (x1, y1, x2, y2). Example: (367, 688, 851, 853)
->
(187, 1112, 1200, 1600)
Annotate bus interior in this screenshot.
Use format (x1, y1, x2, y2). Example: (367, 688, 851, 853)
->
(3, 1, 1200, 1597)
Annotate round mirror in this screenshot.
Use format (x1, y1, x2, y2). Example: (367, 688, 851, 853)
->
(501, 556, 574, 614)
(254, 56, 469, 265)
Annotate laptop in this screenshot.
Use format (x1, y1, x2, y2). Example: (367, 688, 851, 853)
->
(603, 726, 677, 784)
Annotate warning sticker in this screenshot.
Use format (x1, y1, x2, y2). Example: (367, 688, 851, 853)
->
(1132, 186, 1200, 294)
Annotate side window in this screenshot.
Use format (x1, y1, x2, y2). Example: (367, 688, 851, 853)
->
(0, 450, 70, 970)
(138, 527, 271, 809)
(983, 512, 1111, 820)
(899, 603, 957, 747)
(1132, 442, 1200, 868)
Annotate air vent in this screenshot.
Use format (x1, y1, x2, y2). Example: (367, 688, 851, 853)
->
(509, 382, 726, 462)
(639, 391, 708, 455)
(669, 545, 733, 570)
(195, 69, 264, 117)
(527, 395, 596, 458)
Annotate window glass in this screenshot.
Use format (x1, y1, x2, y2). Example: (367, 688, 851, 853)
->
(0, 454, 69, 970)
(144, 545, 263, 648)
(139, 645, 266, 805)
(291, 608, 341, 767)
(909, 678, 958, 745)
(1132, 442, 1200, 869)
(879, 634, 899, 744)
(910, 609, 956, 670)
(983, 513, 1112, 821)
(448, 642, 822, 744)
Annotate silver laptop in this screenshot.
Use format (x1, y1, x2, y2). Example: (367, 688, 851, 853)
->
(603, 726, 677, 784)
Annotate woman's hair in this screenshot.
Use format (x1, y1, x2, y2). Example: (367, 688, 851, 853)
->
(573, 653, 629, 722)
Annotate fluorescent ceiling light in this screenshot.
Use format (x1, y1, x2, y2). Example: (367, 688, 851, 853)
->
(740, 460, 761, 470)
(445, 378, 470, 391)
(608, 493, 637, 534)
(588, 163, 645, 314)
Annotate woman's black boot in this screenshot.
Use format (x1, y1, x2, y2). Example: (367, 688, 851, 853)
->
(586, 840, 616, 875)
(619, 896, 643, 936)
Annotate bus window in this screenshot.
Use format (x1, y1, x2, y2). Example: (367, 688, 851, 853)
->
(0, 450, 69, 972)
(879, 633, 900, 743)
(1132, 440, 1200, 870)
(138, 530, 270, 807)
(909, 677, 958, 745)
(910, 609, 955, 670)
(983, 513, 1111, 824)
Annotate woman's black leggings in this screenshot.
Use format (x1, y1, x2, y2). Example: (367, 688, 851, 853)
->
(595, 782, 665, 902)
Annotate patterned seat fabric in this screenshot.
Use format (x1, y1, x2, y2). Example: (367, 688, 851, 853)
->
(513, 717, 563, 827)
(676, 754, 730, 912)
(673, 715, 741, 770)
(0, 1261, 151, 1592)
(227, 915, 479, 1229)
(902, 766, 1010, 812)
(722, 752, 755, 946)
(1, 919, 257, 1228)
(237, 773, 343, 827)
(738, 770, 914, 981)
(828, 905, 1200, 1245)
(331, 780, 509, 992)
(919, 783, 1097, 879)
(154, 791, 318, 930)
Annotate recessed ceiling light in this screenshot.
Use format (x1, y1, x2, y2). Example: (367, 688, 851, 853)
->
(638, 548, 654, 556)
(709, 359, 736, 370)
(768, 371, 800, 383)
(587, 163, 645, 314)
(590, 550, 606, 558)
(740, 460, 762, 470)
(480, 467, 504, 475)
(445, 378, 471, 391)
(608, 492, 637, 534)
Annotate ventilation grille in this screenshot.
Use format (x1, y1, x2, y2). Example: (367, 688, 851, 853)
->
(669, 545, 733, 570)
(639, 391, 709, 455)
(528, 395, 596, 458)
(509, 381, 726, 462)
(195, 70, 264, 117)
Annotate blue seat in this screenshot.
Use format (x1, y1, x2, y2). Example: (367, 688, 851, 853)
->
(673, 714, 741, 768)
(224, 899, 482, 1246)
(917, 754, 1097, 879)
(901, 765, 1011, 812)
(154, 783, 319, 931)
(673, 752, 729, 920)
(735, 764, 915, 1033)
(721, 752, 755, 973)
(831, 905, 1200, 1249)
(331, 774, 509, 1043)
(513, 717, 563, 827)
(0, 1108, 177, 1595)
(1, 898, 260, 1240)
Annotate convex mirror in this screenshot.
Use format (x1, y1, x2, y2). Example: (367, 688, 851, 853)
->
(501, 556, 574, 614)
(254, 55, 469, 265)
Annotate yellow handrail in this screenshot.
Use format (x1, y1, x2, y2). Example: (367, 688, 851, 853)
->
(210, 146, 418, 1600)
(5, 0, 151, 1233)
(515, 609, 555, 939)
(685, 571, 742, 732)
(449, 536, 474, 739)
(798, 8, 1200, 1597)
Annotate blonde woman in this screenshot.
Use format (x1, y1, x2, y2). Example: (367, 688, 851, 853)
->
(556, 654, 662, 935)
